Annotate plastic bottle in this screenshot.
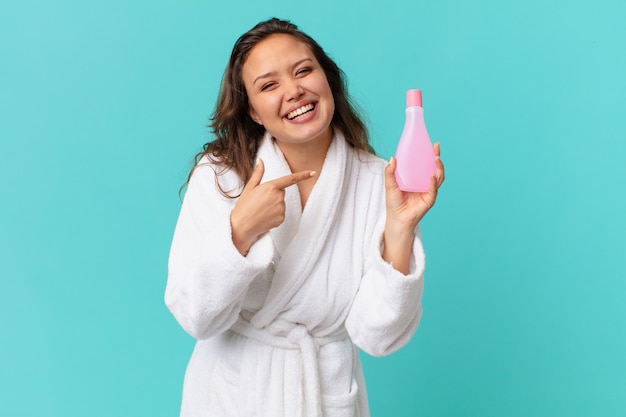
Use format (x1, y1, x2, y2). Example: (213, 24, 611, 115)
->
(394, 89, 437, 192)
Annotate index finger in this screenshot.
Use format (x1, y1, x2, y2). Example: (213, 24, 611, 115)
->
(269, 170, 317, 189)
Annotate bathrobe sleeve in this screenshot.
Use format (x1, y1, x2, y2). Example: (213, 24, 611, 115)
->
(345, 168, 426, 357)
(165, 160, 274, 340)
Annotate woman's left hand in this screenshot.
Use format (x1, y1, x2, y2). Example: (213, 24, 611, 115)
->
(382, 142, 445, 274)
(384, 142, 445, 230)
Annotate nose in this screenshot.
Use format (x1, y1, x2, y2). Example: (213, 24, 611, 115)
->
(285, 79, 304, 102)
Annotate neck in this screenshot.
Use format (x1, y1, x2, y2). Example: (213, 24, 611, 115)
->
(274, 128, 333, 209)
(275, 130, 332, 174)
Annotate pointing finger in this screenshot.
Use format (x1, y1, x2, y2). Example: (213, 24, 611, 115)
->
(270, 170, 317, 190)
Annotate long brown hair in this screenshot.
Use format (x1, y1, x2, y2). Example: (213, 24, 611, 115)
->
(185, 18, 373, 197)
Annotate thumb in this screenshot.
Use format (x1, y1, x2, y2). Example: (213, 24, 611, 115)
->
(244, 158, 265, 191)
(385, 157, 399, 191)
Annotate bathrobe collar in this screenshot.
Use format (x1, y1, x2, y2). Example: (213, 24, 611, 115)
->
(251, 131, 350, 329)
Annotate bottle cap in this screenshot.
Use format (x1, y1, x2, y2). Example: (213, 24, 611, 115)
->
(406, 89, 422, 107)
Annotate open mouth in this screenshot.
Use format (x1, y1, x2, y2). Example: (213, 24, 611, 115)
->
(286, 103, 315, 120)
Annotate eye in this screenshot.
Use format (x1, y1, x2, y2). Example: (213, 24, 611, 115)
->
(296, 67, 312, 77)
(261, 82, 276, 91)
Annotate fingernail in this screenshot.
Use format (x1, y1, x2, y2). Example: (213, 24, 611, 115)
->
(310, 171, 317, 177)
(255, 159, 260, 166)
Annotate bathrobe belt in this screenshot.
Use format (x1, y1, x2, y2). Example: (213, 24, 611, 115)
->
(231, 318, 349, 417)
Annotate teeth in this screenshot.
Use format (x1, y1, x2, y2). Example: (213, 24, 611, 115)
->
(287, 104, 314, 120)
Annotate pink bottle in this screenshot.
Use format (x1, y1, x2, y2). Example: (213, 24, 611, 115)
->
(394, 89, 437, 192)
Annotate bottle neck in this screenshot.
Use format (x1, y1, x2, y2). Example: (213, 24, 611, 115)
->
(403, 105, 426, 132)
(406, 105, 424, 118)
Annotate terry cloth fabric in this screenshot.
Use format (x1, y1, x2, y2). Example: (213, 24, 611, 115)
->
(165, 131, 426, 417)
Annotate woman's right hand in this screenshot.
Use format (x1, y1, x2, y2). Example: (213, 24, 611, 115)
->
(230, 159, 316, 256)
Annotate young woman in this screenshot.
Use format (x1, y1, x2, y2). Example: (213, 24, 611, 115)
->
(165, 17, 445, 417)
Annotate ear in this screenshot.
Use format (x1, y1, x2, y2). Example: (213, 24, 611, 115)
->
(249, 107, 263, 125)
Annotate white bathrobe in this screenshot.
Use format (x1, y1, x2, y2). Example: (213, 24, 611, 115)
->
(165, 132, 425, 417)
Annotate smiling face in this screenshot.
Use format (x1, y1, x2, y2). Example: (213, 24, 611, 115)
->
(242, 34, 335, 150)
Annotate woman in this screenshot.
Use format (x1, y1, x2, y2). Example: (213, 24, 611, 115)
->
(165, 17, 445, 417)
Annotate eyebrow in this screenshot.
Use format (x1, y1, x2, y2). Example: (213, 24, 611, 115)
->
(253, 58, 314, 86)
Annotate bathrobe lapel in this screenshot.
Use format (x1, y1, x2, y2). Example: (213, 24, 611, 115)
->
(251, 132, 349, 329)
(255, 132, 303, 258)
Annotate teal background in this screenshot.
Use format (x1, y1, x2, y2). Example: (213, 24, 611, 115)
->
(1, 0, 625, 415)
